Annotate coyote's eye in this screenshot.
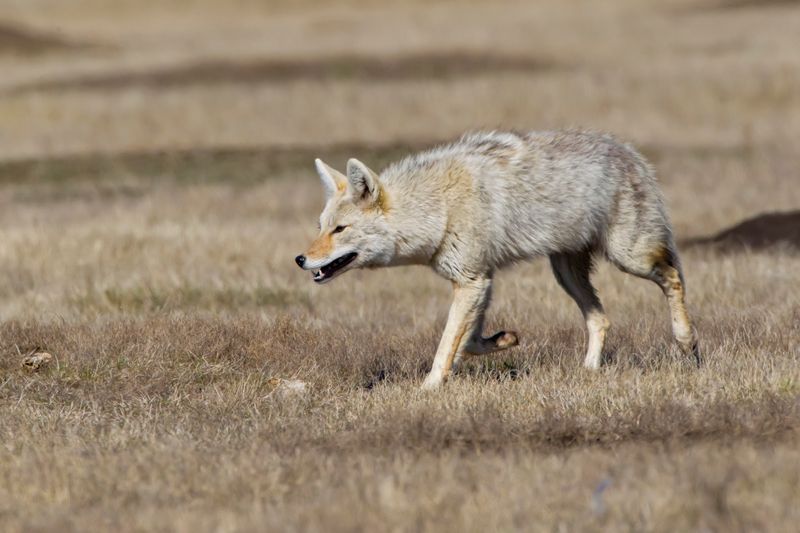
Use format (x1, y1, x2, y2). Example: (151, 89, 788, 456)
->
(332, 225, 347, 234)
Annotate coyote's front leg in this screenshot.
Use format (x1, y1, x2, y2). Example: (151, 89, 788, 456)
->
(421, 277, 518, 390)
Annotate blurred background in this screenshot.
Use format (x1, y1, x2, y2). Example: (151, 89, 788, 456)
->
(1, 0, 799, 157)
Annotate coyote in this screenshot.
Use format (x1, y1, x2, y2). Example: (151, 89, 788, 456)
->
(295, 131, 700, 389)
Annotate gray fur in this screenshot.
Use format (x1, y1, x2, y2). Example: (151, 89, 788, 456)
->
(378, 130, 673, 280)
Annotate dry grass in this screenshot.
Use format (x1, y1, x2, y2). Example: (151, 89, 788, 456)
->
(0, 0, 799, 531)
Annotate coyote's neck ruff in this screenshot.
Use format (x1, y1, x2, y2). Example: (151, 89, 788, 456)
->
(296, 130, 700, 389)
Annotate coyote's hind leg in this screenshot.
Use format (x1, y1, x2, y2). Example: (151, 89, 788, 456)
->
(650, 260, 701, 366)
(550, 250, 609, 370)
(608, 243, 701, 366)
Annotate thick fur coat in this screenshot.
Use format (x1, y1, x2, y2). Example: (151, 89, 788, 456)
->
(297, 130, 699, 389)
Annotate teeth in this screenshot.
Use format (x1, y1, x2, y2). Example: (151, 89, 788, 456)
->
(309, 253, 356, 283)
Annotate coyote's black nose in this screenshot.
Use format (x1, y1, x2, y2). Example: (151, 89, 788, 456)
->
(295, 255, 306, 268)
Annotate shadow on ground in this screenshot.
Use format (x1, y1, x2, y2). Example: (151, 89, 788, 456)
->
(684, 211, 800, 253)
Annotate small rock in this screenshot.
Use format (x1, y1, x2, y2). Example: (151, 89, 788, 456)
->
(268, 377, 308, 398)
(22, 352, 53, 371)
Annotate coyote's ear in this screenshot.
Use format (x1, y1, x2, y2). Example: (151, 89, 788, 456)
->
(315, 158, 347, 199)
(346, 158, 380, 203)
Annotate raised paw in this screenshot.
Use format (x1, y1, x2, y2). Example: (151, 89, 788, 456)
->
(493, 330, 519, 350)
(465, 330, 520, 356)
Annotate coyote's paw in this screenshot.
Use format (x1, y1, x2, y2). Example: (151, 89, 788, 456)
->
(494, 331, 519, 349)
(583, 358, 602, 371)
(420, 373, 444, 391)
(466, 330, 520, 356)
(678, 337, 702, 368)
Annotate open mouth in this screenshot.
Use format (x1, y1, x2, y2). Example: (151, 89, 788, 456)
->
(312, 252, 358, 283)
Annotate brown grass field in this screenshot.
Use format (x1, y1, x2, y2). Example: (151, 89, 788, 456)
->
(1, 0, 799, 531)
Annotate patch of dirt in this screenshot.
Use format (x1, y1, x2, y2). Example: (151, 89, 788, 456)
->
(9, 51, 556, 93)
(675, 0, 800, 15)
(0, 21, 90, 56)
(686, 211, 800, 252)
(709, 0, 800, 10)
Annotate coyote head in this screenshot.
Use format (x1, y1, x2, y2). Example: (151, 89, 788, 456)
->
(295, 158, 393, 284)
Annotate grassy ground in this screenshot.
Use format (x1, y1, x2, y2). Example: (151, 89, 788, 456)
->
(1, 0, 799, 531)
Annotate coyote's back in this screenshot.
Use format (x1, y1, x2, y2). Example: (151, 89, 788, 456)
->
(380, 130, 675, 273)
